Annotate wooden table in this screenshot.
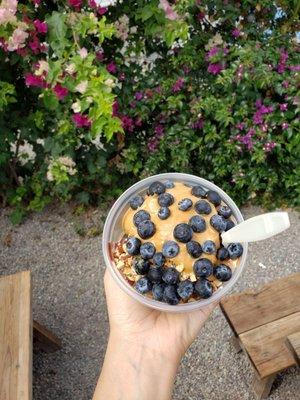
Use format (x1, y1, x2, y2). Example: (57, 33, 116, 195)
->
(220, 272, 300, 399)
(0, 271, 61, 400)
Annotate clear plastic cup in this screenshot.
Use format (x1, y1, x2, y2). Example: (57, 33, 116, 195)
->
(102, 173, 248, 312)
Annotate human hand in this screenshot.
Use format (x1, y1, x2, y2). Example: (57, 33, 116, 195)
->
(104, 269, 217, 364)
(93, 270, 217, 400)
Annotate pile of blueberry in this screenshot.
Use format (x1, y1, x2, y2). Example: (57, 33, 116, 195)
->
(124, 180, 243, 305)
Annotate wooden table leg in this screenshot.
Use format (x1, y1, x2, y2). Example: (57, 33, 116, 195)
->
(230, 334, 243, 353)
(33, 320, 62, 352)
(253, 372, 276, 400)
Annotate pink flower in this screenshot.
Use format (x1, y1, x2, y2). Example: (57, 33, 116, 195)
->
(78, 47, 88, 58)
(106, 61, 117, 74)
(28, 35, 41, 53)
(235, 122, 245, 130)
(53, 84, 68, 100)
(255, 99, 262, 108)
(25, 73, 46, 88)
(172, 77, 184, 92)
(280, 103, 288, 111)
(34, 19, 47, 34)
(72, 113, 91, 128)
(121, 115, 134, 132)
(96, 50, 104, 62)
(68, 0, 82, 10)
(159, 0, 179, 20)
(282, 80, 289, 89)
(207, 63, 224, 75)
(232, 28, 241, 38)
(7, 28, 28, 51)
(282, 122, 289, 130)
(135, 92, 143, 101)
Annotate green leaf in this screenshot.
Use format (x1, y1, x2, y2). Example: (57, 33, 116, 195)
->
(46, 12, 68, 56)
(43, 90, 59, 110)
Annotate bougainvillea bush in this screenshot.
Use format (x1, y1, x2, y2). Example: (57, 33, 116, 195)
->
(0, 0, 299, 222)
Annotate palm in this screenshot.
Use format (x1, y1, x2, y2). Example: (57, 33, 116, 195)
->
(104, 271, 216, 360)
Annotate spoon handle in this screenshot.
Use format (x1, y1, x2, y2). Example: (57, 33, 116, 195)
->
(221, 212, 290, 244)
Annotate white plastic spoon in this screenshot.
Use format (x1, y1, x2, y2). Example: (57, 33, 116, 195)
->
(221, 212, 290, 245)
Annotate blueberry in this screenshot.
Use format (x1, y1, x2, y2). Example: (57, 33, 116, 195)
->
(129, 195, 144, 210)
(177, 280, 194, 300)
(153, 252, 165, 267)
(218, 205, 232, 219)
(194, 280, 213, 298)
(158, 193, 174, 207)
(191, 185, 207, 197)
(126, 237, 141, 255)
(225, 219, 235, 231)
(162, 241, 179, 258)
(210, 214, 227, 232)
(148, 181, 166, 195)
(133, 210, 150, 227)
(206, 190, 221, 206)
(193, 258, 213, 278)
(162, 267, 180, 284)
(164, 180, 175, 188)
(178, 198, 193, 211)
(147, 266, 163, 283)
(173, 223, 193, 243)
(214, 264, 232, 281)
(132, 257, 150, 274)
(135, 276, 152, 294)
(163, 285, 180, 305)
(202, 240, 216, 255)
(189, 215, 206, 233)
(217, 247, 229, 261)
(158, 207, 170, 220)
(152, 283, 166, 301)
(195, 200, 212, 215)
(137, 220, 156, 239)
(227, 243, 243, 259)
(186, 241, 202, 258)
(140, 242, 156, 259)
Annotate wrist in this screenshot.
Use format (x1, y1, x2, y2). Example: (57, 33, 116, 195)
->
(95, 331, 179, 400)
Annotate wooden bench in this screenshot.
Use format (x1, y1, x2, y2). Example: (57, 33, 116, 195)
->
(220, 272, 300, 399)
(0, 271, 62, 400)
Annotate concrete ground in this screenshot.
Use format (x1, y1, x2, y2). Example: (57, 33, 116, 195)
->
(0, 204, 299, 400)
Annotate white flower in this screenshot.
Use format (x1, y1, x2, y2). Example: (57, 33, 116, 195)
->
(71, 101, 81, 113)
(36, 138, 45, 146)
(10, 140, 36, 166)
(65, 63, 76, 74)
(104, 78, 115, 88)
(58, 156, 76, 168)
(46, 169, 54, 181)
(86, 96, 93, 104)
(130, 26, 137, 34)
(91, 135, 105, 150)
(78, 47, 88, 59)
(95, 0, 117, 6)
(75, 80, 88, 94)
(35, 60, 49, 76)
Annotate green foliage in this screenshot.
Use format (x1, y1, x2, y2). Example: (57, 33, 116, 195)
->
(0, 0, 299, 222)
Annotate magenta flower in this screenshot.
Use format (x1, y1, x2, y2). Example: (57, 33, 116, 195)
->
(147, 137, 159, 153)
(28, 36, 41, 53)
(33, 19, 48, 34)
(121, 115, 134, 132)
(263, 142, 276, 153)
(280, 103, 288, 112)
(282, 80, 289, 89)
(154, 124, 164, 138)
(253, 112, 263, 125)
(232, 28, 241, 38)
(255, 99, 262, 108)
(53, 84, 68, 100)
(72, 113, 91, 128)
(197, 11, 205, 21)
(206, 46, 219, 61)
(25, 73, 46, 88)
(193, 119, 204, 130)
(112, 101, 119, 117)
(277, 49, 288, 73)
(106, 61, 117, 74)
(282, 122, 289, 130)
(135, 92, 143, 101)
(207, 63, 224, 75)
(88, 0, 107, 14)
(235, 122, 245, 130)
(96, 50, 104, 62)
(172, 77, 184, 92)
(68, 0, 82, 9)
(33, 0, 41, 5)
(289, 65, 300, 72)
